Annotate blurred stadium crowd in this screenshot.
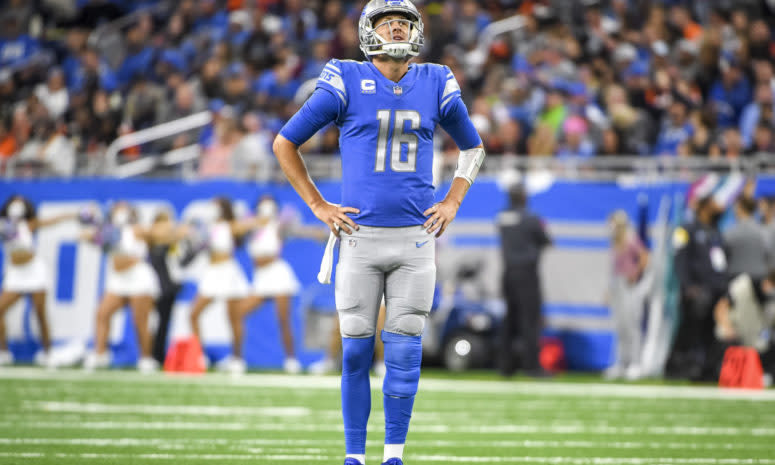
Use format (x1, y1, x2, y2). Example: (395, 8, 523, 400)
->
(0, 0, 774, 178)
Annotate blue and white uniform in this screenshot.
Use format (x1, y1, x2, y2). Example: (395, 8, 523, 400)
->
(280, 57, 480, 464)
(247, 219, 300, 297)
(104, 226, 160, 298)
(2, 221, 48, 293)
(197, 221, 249, 299)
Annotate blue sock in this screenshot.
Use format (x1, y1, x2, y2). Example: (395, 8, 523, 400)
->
(381, 330, 422, 445)
(341, 336, 375, 455)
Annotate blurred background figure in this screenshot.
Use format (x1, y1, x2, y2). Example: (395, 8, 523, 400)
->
(724, 195, 769, 281)
(198, 106, 243, 178)
(230, 195, 307, 375)
(604, 210, 650, 380)
(0, 195, 75, 366)
(81, 202, 160, 373)
(188, 197, 253, 369)
(667, 196, 728, 380)
(759, 197, 775, 270)
(713, 269, 775, 381)
(146, 209, 188, 365)
(496, 183, 551, 377)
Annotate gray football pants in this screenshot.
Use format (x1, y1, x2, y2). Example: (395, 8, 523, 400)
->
(335, 225, 436, 338)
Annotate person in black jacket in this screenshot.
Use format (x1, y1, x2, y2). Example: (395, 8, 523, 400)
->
(147, 209, 187, 365)
(496, 184, 552, 377)
(667, 195, 729, 380)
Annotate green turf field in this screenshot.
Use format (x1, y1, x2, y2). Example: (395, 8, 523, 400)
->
(0, 367, 773, 464)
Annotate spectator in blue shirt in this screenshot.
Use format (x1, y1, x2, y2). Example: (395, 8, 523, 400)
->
(739, 82, 774, 149)
(192, 0, 228, 39)
(116, 24, 156, 89)
(70, 47, 118, 95)
(253, 61, 300, 111)
(0, 15, 40, 69)
(709, 54, 753, 129)
(154, 49, 187, 86)
(61, 28, 89, 89)
(655, 100, 694, 156)
(225, 9, 252, 55)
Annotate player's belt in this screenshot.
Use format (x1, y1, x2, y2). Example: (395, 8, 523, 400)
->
(317, 228, 338, 284)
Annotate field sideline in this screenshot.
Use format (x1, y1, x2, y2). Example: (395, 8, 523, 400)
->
(0, 368, 773, 465)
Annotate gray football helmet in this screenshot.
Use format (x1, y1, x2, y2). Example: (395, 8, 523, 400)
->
(358, 0, 424, 59)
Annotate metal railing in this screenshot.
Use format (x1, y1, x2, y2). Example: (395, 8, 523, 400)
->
(103, 111, 213, 176)
(113, 144, 201, 179)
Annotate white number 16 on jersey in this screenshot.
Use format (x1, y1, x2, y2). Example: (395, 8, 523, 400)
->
(375, 109, 420, 172)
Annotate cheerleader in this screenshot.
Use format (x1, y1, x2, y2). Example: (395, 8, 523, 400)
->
(0, 195, 74, 366)
(82, 202, 161, 373)
(188, 197, 255, 367)
(230, 196, 324, 374)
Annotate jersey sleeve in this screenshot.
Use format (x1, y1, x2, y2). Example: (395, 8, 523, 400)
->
(439, 66, 462, 113)
(315, 59, 349, 108)
(278, 88, 342, 146)
(438, 66, 482, 150)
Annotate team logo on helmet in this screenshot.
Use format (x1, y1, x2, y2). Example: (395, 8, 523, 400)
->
(358, 0, 424, 60)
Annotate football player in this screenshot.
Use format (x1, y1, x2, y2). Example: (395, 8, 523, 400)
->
(273, 1, 484, 464)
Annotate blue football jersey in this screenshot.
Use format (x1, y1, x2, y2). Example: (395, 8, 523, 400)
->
(314, 59, 476, 227)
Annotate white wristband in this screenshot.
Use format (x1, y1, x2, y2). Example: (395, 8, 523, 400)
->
(453, 146, 486, 186)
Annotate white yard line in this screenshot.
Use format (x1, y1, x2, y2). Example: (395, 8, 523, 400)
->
(3, 419, 774, 436)
(412, 457, 775, 464)
(0, 452, 332, 461)
(0, 437, 770, 451)
(26, 401, 310, 417)
(1, 367, 774, 401)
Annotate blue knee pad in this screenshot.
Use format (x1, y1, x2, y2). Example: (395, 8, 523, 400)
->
(382, 330, 422, 445)
(341, 336, 375, 455)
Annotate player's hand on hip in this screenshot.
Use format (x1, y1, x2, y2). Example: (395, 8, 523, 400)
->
(423, 199, 459, 237)
(312, 201, 359, 237)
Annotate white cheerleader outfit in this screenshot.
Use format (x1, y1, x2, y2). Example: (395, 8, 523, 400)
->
(198, 221, 249, 299)
(104, 226, 160, 298)
(2, 221, 48, 293)
(248, 219, 300, 297)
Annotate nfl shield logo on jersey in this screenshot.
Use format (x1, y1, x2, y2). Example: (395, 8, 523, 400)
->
(393, 86, 403, 95)
(347, 238, 357, 248)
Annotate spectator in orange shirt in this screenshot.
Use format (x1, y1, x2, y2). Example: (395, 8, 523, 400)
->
(670, 4, 702, 41)
(0, 120, 16, 160)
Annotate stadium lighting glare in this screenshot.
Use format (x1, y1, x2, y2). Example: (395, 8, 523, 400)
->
(454, 340, 472, 357)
